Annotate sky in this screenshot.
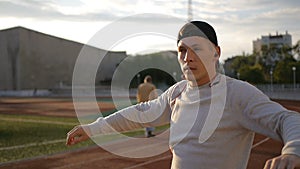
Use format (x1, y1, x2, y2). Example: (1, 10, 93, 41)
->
(1, 0, 300, 61)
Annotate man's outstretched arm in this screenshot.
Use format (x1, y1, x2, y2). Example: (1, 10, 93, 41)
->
(65, 86, 175, 146)
(66, 125, 91, 145)
(232, 81, 300, 169)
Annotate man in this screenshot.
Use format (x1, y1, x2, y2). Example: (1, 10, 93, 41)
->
(136, 75, 158, 137)
(66, 21, 300, 169)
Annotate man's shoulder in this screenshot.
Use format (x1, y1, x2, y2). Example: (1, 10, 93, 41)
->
(168, 80, 188, 96)
(224, 75, 264, 97)
(171, 80, 188, 88)
(224, 75, 249, 88)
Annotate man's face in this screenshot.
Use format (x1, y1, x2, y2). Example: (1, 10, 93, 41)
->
(177, 36, 220, 86)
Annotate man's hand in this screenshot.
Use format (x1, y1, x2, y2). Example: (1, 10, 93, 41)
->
(66, 125, 91, 146)
(263, 154, 300, 169)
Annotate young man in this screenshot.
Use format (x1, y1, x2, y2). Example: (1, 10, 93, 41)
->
(136, 75, 157, 137)
(66, 21, 300, 169)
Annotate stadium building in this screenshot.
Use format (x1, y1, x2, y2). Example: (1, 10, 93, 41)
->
(0, 26, 127, 91)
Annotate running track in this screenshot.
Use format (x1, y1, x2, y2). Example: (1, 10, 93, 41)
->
(0, 134, 288, 169)
(0, 99, 299, 169)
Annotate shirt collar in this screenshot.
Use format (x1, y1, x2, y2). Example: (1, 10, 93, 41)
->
(209, 73, 221, 87)
(187, 73, 222, 89)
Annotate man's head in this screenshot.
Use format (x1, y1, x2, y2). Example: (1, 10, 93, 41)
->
(177, 21, 218, 47)
(144, 75, 152, 83)
(177, 21, 221, 86)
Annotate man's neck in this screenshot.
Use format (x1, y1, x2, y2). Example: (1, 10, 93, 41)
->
(189, 73, 218, 87)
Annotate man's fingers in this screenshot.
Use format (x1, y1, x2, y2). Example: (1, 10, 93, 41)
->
(66, 126, 82, 145)
(264, 159, 272, 169)
(66, 125, 91, 146)
(277, 159, 288, 169)
(270, 158, 279, 169)
(67, 125, 80, 135)
(66, 136, 74, 145)
(72, 134, 89, 145)
(66, 132, 76, 145)
(264, 155, 300, 169)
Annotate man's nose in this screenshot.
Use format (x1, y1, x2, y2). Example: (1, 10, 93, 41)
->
(183, 49, 194, 62)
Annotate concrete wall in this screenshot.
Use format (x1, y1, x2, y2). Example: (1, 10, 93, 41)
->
(18, 28, 82, 89)
(0, 27, 127, 90)
(97, 51, 128, 83)
(0, 28, 20, 90)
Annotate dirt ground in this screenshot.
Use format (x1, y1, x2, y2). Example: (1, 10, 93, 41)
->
(0, 98, 299, 169)
(0, 97, 115, 117)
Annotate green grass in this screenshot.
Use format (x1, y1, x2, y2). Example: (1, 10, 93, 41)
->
(0, 120, 73, 147)
(0, 116, 96, 163)
(0, 140, 95, 163)
(0, 114, 79, 124)
(0, 97, 143, 163)
(0, 112, 169, 163)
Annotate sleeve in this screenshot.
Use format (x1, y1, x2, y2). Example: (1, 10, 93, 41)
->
(232, 81, 300, 157)
(86, 88, 173, 136)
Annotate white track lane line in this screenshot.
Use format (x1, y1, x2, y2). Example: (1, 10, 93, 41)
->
(123, 155, 172, 169)
(0, 117, 76, 125)
(251, 137, 270, 149)
(54, 154, 115, 169)
(0, 139, 66, 151)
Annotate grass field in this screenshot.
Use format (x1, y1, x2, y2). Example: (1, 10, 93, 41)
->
(0, 97, 120, 163)
(0, 97, 168, 163)
(0, 114, 96, 163)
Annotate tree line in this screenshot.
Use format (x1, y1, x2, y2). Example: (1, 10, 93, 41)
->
(224, 40, 300, 84)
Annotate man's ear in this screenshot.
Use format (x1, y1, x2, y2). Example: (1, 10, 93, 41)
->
(214, 46, 221, 58)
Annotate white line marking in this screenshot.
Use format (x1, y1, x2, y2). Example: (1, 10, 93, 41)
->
(0, 139, 66, 151)
(54, 154, 114, 169)
(54, 137, 170, 169)
(123, 155, 172, 169)
(251, 137, 270, 149)
(0, 117, 76, 125)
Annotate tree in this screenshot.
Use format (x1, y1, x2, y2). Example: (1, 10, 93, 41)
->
(273, 56, 297, 83)
(274, 59, 300, 83)
(231, 55, 256, 71)
(292, 40, 300, 61)
(239, 65, 265, 84)
(225, 54, 263, 82)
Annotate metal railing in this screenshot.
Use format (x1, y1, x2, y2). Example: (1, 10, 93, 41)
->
(255, 84, 300, 92)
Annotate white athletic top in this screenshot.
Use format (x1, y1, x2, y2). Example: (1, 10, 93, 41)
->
(86, 74, 300, 169)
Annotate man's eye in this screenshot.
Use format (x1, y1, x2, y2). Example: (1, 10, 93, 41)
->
(179, 48, 186, 52)
(193, 47, 201, 51)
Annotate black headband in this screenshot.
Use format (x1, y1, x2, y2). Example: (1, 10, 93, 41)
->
(177, 21, 218, 46)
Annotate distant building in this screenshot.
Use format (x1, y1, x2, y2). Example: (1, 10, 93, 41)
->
(253, 31, 292, 67)
(253, 31, 292, 54)
(0, 26, 127, 90)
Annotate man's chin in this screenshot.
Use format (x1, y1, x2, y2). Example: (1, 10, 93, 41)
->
(185, 74, 197, 82)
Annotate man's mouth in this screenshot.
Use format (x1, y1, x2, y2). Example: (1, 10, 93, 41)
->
(183, 66, 197, 71)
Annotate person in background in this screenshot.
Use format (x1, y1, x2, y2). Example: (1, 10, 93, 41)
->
(136, 75, 158, 137)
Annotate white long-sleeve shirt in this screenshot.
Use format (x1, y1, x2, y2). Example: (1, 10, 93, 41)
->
(87, 74, 300, 169)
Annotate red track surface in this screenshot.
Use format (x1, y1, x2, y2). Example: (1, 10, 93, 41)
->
(0, 98, 299, 169)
